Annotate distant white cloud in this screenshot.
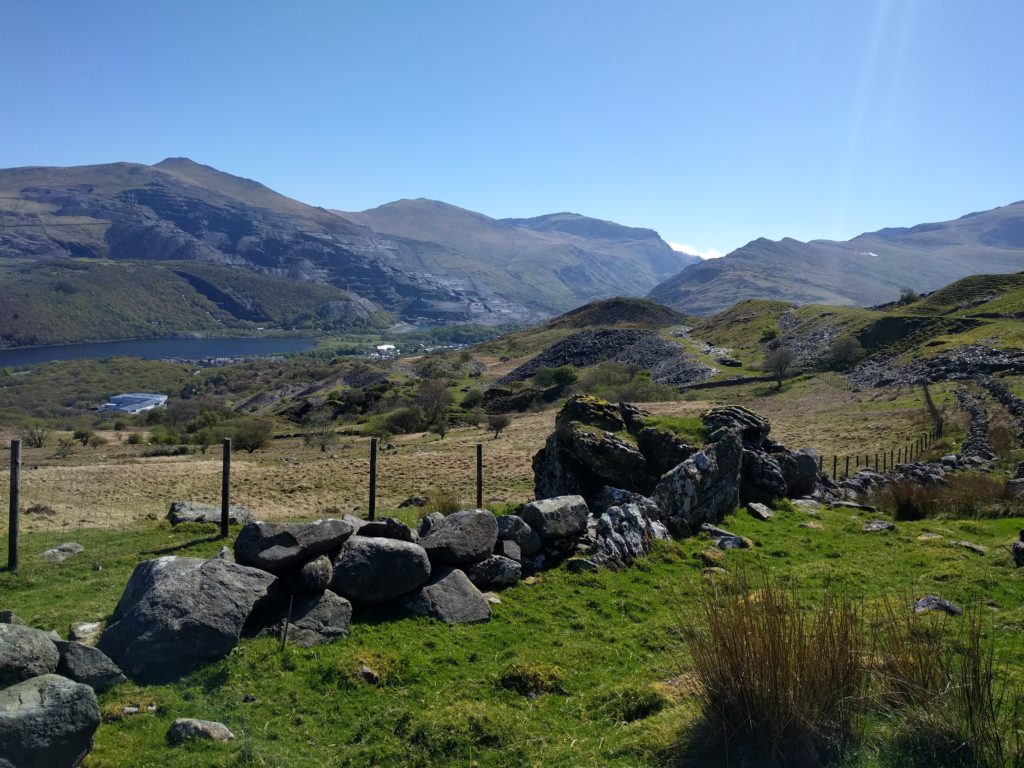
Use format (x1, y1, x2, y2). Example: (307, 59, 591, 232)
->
(668, 242, 724, 260)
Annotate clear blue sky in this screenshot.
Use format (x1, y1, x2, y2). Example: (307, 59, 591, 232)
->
(3, 1, 1022, 257)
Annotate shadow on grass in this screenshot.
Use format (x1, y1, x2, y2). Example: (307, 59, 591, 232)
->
(663, 715, 834, 768)
(140, 533, 223, 556)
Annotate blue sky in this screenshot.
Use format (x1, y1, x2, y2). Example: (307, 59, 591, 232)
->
(3, 1, 1022, 257)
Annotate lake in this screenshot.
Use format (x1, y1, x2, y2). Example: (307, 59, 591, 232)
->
(0, 337, 318, 367)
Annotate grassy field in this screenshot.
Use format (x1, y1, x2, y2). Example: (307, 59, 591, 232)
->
(2, 500, 1022, 767)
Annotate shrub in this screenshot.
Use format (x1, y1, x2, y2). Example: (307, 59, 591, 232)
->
(147, 425, 179, 446)
(686, 572, 866, 766)
(21, 423, 51, 448)
(461, 387, 485, 409)
(54, 436, 77, 459)
(385, 407, 424, 435)
(230, 418, 273, 453)
(879, 481, 942, 521)
(125, 432, 143, 445)
(88, 434, 108, 448)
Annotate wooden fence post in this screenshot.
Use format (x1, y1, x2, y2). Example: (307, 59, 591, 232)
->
(221, 438, 231, 539)
(845, 456, 850, 478)
(8, 439, 20, 572)
(832, 455, 837, 480)
(476, 443, 483, 509)
(368, 438, 378, 521)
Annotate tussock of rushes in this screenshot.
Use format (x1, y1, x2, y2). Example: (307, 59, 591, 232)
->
(687, 573, 865, 766)
(873, 600, 1024, 768)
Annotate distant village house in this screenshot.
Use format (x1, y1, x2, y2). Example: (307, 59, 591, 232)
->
(102, 393, 169, 414)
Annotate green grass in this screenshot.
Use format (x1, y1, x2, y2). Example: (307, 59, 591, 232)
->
(2, 500, 1022, 767)
(643, 414, 709, 444)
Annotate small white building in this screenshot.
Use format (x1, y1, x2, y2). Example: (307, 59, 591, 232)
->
(102, 393, 169, 414)
(375, 344, 398, 357)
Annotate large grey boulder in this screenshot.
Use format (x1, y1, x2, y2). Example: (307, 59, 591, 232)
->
(0, 674, 100, 768)
(465, 556, 521, 590)
(402, 569, 491, 624)
(286, 555, 333, 595)
(778, 448, 821, 498)
(739, 449, 787, 504)
(703, 406, 771, 448)
(98, 556, 276, 683)
(495, 515, 541, 556)
(234, 518, 354, 575)
(330, 536, 431, 604)
(255, 591, 352, 648)
(652, 430, 743, 535)
(0, 624, 59, 687)
(55, 641, 126, 692)
(418, 510, 498, 565)
(167, 501, 252, 526)
(520, 496, 589, 542)
(594, 503, 669, 565)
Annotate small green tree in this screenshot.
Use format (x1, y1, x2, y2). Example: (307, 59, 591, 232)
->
(897, 287, 919, 305)
(486, 413, 512, 439)
(829, 335, 865, 368)
(551, 365, 579, 387)
(303, 414, 338, 453)
(232, 419, 273, 453)
(54, 436, 76, 459)
(73, 429, 95, 446)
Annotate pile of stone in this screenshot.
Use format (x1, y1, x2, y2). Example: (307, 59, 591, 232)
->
(955, 387, 995, 460)
(979, 375, 1024, 442)
(848, 345, 1024, 389)
(533, 397, 827, 536)
(0, 614, 117, 768)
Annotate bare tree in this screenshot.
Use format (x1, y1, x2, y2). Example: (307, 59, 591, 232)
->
(764, 348, 795, 389)
(303, 415, 338, 453)
(416, 380, 453, 432)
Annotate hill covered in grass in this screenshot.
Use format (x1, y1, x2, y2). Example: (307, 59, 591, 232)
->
(0, 259, 392, 348)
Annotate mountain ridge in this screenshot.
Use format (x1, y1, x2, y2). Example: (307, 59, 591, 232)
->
(649, 200, 1024, 314)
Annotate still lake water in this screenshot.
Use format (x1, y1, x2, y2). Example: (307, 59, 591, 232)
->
(0, 337, 318, 367)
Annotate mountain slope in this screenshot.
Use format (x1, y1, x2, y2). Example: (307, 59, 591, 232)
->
(340, 199, 696, 313)
(0, 159, 536, 326)
(649, 201, 1024, 314)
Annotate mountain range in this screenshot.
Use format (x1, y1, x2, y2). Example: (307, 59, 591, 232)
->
(0, 158, 694, 340)
(649, 200, 1024, 314)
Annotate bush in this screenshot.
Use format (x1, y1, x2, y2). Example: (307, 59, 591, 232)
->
(126, 432, 143, 445)
(147, 425, 179, 446)
(385, 407, 424, 435)
(53, 437, 77, 459)
(461, 387, 485, 409)
(230, 418, 273, 453)
(486, 413, 512, 439)
(21, 423, 51, 448)
(686, 572, 866, 765)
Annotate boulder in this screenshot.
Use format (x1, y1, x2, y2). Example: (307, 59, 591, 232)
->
(0, 674, 100, 768)
(67, 623, 102, 647)
(286, 555, 333, 595)
(559, 395, 626, 433)
(863, 520, 896, 533)
(495, 515, 541, 556)
(343, 515, 416, 542)
(739, 449, 787, 504)
(53, 642, 125, 693)
(652, 431, 743, 535)
(98, 556, 276, 683)
(779, 448, 820, 498)
(590, 486, 662, 520)
(594, 503, 668, 565)
(465, 556, 522, 590)
(520, 496, 589, 542)
(0, 624, 59, 687)
(0, 611, 21, 625)
(329, 536, 431, 604)
(702, 406, 771, 448)
(167, 501, 252, 526)
(234, 518, 354, 575)
(38, 542, 83, 564)
(747, 502, 774, 521)
(402, 569, 490, 624)
(493, 539, 522, 562)
(167, 718, 235, 745)
(913, 595, 962, 616)
(1013, 540, 1024, 568)
(255, 591, 352, 648)
(636, 428, 696, 476)
(418, 510, 498, 565)
(398, 495, 428, 508)
(417, 512, 445, 537)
